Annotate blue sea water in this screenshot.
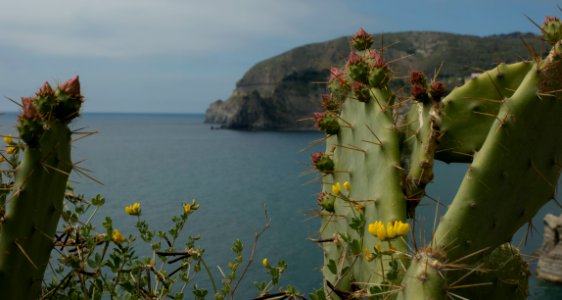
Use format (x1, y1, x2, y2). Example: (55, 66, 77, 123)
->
(0, 113, 561, 299)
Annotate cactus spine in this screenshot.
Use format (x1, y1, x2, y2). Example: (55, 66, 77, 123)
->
(0, 77, 83, 299)
(314, 16, 562, 299)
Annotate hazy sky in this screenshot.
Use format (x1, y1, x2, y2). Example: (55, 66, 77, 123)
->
(0, 0, 559, 113)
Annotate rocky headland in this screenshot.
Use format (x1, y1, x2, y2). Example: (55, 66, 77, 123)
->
(205, 31, 544, 130)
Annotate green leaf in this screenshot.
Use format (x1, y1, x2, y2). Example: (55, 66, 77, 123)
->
(91, 194, 106, 206)
(327, 259, 337, 275)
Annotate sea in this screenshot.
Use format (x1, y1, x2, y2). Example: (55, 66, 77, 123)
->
(0, 113, 561, 299)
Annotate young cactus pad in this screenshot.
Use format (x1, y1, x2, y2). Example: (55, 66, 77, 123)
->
(0, 77, 83, 299)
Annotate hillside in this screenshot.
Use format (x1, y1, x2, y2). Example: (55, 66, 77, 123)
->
(205, 31, 546, 130)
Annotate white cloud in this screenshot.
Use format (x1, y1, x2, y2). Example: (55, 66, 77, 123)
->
(0, 0, 366, 58)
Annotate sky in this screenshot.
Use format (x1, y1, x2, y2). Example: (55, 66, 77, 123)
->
(0, 0, 560, 113)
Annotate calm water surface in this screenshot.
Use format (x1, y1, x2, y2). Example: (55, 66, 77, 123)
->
(0, 113, 560, 299)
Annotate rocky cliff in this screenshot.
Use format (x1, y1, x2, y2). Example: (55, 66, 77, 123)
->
(205, 31, 544, 130)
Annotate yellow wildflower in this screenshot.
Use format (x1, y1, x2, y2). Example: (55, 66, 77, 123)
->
(364, 247, 375, 262)
(374, 243, 382, 253)
(262, 258, 269, 268)
(343, 181, 351, 191)
(6, 146, 16, 154)
(125, 202, 141, 216)
(183, 203, 192, 214)
(368, 220, 383, 236)
(395, 221, 410, 236)
(3, 135, 13, 145)
(386, 222, 397, 239)
(376, 226, 387, 241)
(112, 229, 126, 244)
(331, 182, 341, 195)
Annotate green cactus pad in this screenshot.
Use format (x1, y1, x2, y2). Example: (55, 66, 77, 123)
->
(320, 85, 407, 293)
(437, 62, 534, 163)
(432, 59, 562, 261)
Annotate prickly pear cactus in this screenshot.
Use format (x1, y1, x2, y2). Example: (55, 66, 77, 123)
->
(0, 76, 83, 299)
(313, 16, 562, 299)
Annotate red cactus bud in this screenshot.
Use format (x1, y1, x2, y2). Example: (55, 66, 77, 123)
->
(370, 50, 386, 69)
(21, 97, 39, 120)
(409, 71, 425, 85)
(58, 75, 81, 97)
(317, 192, 327, 205)
(36, 81, 55, 97)
(351, 27, 374, 51)
(346, 51, 364, 66)
(429, 81, 446, 101)
(313, 112, 326, 126)
(329, 67, 347, 86)
(311, 152, 323, 164)
(544, 16, 560, 26)
(411, 83, 427, 100)
(352, 81, 362, 90)
(542, 16, 562, 45)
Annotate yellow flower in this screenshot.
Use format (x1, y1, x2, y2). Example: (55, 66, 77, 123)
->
(376, 226, 387, 241)
(6, 146, 16, 154)
(364, 247, 375, 262)
(331, 182, 341, 195)
(386, 222, 396, 239)
(343, 181, 351, 191)
(183, 203, 192, 214)
(3, 135, 13, 145)
(262, 258, 269, 268)
(395, 221, 410, 236)
(125, 202, 141, 216)
(374, 243, 382, 253)
(112, 229, 126, 244)
(368, 220, 383, 236)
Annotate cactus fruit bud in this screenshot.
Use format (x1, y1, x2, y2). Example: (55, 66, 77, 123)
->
(409, 70, 426, 85)
(542, 16, 562, 45)
(328, 67, 351, 101)
(429, 81, 446, 101)
(351, 27, 374, 51)
(54, 76, 83, 123)
(347, 52, 370, 84)
(321, 94, 339, 112)
(36, 81, 55, 98)
(17, 97, 44, 147)
(313, 112, 340, 135)
(411, 83, 428, 102)
(328, 67, 347, 87)
(317, 192, 336, 212)
(311, 152, 334, 173)
(58, 75, 81, 98)
(352, 81, 371, 102)
(369, 50, 386, 69)
(20, 97, 39, 120)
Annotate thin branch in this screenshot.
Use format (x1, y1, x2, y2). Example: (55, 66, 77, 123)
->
(230, 204, 272, 299)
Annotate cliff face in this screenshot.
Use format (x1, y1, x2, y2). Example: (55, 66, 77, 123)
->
(205, 31, 543, 130)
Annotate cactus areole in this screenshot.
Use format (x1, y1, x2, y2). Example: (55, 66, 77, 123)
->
(0, 76, 83, 299)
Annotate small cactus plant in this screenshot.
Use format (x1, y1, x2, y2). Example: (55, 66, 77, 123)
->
(0, 76, 83, 299)
(313, 17, 562, 299)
